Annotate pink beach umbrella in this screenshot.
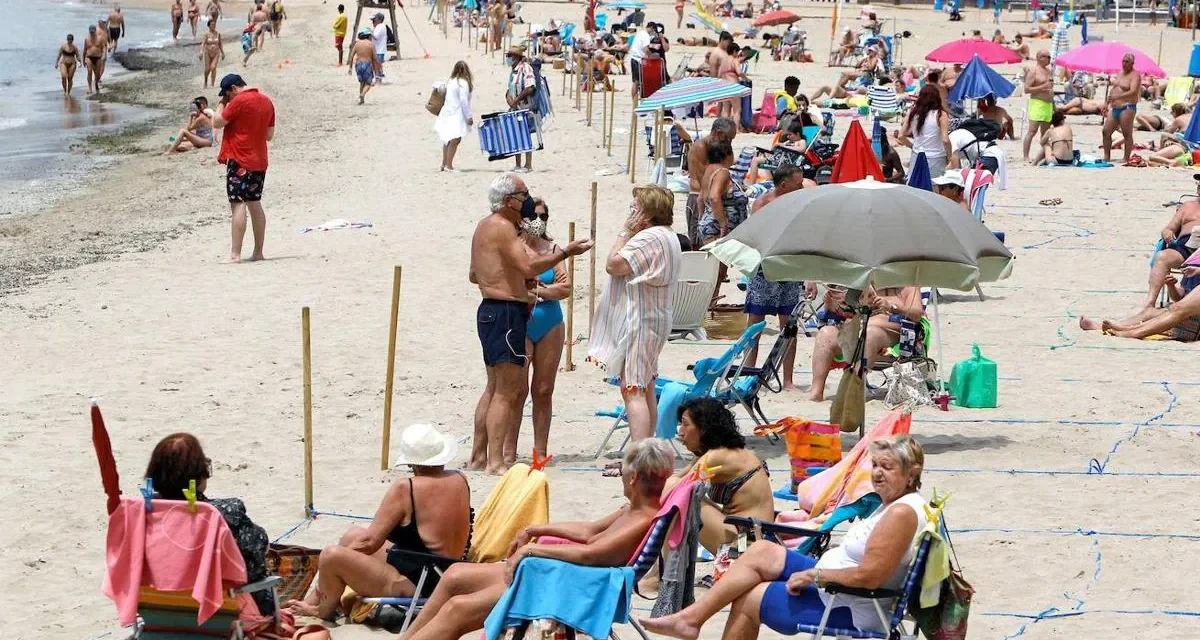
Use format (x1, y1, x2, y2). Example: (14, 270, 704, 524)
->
(926, 38, 1022, 65)
(1054, 41, 1166, 78)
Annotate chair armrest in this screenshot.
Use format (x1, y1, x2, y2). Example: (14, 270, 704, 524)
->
(236, 575, 283, 594)
(723, 515, 830, 540)
(822, 583, 901, 599)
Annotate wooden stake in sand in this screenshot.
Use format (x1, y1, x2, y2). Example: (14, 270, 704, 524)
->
(588, 182, 598, 331)
(587, 78, 594, 127)
(606, 90, 615, 155)
(302, 306, 314, 517)
(565, 222, 577, 371)
(575, 55, 583, 110)
(380, 265, 402, 470)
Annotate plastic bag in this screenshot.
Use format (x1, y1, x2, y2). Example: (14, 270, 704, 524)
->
(948, 344, 997, 408)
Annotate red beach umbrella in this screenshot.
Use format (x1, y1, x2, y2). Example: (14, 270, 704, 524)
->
(91, 400, 121, 515)
(752, 10, 800, 27)
(925, 38, 1022, 65)
(830, 120, 884, 184)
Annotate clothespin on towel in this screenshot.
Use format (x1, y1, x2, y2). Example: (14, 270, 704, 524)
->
(183, 479, 198, 513)
(140, 478, 154, 512)
(530, 449, 553, 473)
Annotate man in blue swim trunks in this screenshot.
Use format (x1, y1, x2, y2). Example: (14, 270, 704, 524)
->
(1139, 176, 1200, 309)
(468, 174, 594, 475)
(347, 29, 375, 104)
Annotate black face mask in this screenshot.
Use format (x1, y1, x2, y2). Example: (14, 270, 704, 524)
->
(519, 194, 538, 220)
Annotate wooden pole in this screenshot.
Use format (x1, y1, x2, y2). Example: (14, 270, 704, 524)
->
(302, 306, 313, 517)
(575, 55, 583, 110)
(565, 222, 577, 371)
(1157, 30, 1164, 65)
(588, 183, 598, 334)
(380, 265, 402, 470)
(655, 108, 664, 162)
(587, 75, 594, 126)
(629, 109, 638, 182)
(607, 90, 615, 155)
(601, 85, 608, 148)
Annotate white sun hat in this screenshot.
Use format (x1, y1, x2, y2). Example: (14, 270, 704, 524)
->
(394, 423, 459, 467)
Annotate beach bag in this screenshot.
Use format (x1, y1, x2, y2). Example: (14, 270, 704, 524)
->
(830, 315, 869, 433)
(948, 344, 997, 408)
(884, 358, 936, 409)
(266, 543, 321, 603)
(754, 418, 841, 493)
(426, 83, 446, 116)
(913, 565, 973, 640)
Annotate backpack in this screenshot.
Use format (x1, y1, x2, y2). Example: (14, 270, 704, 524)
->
(954, 116, 1001, 142)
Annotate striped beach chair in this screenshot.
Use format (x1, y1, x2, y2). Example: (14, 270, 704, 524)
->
(478, 109, 544, 161)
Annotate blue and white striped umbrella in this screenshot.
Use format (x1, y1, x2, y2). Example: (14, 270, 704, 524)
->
(606, 0, 646, 9)
(634, 77, 751, 114)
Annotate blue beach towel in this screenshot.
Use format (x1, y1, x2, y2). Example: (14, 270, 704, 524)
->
(484, 558, 635, 640)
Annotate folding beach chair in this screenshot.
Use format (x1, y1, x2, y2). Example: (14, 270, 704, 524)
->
(644, 121, 685, 160)
(478, 109, 544, 161)
(750, 90, 779, 133)
(730, 147, 756, 183)
(723, 493, 875, 558)
(670, 251, 721, 340)
(593, 321, 768, 457)
(1164, 77, 1195, 108)
(360, 550, 463, 634)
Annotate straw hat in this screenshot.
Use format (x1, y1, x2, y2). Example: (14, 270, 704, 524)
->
(394, 423, 458, 467)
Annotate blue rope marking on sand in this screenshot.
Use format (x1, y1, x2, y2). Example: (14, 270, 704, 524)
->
(561, 466, 1200, 478)
(1049, 301, 1078, 350)
(272, 516, 315, 543)
(951, 527, 1200, 540)
(1020, 219, 1097, 250)
(1088, 382, 1178, 474)
(984, 609, 1200, 619)
(311, 509, 373, 521)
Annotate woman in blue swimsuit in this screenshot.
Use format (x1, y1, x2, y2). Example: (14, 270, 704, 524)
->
(522, 199, 570, 457)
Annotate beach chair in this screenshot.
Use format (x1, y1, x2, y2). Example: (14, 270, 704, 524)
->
(730, 147, 756, 183)
(360, 550, 464, 634)
(723, 492, 877, 558)
(560, 23, 576, 47)
(1164, 77, 1195, 108)
(644, 121, 685, 160)
(593, 321, 768, 457)
(670, 251, 720, 341)
(750, 90, 779, 133)
(866, 85, 902, 120)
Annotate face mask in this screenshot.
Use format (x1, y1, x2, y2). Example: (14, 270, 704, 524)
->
(520, 217, 547, 238)
(518, 194, 538, 220)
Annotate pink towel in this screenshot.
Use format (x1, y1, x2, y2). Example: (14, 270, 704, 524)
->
(103, 497, 248, 626)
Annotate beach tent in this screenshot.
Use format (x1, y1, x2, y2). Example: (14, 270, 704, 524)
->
(948, 54, 1016, 103)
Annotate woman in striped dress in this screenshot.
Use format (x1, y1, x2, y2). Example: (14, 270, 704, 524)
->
(588, 184, 682, 442)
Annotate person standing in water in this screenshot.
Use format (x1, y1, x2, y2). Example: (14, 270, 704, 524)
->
(201, 18, 224, 88)
(84, 25, 105, 94)
(206, 0, 221, 23)
(106, 6, 124, 52)
(55, 34, 79, 95)
(171, 0, 185, 40)
(188, 0, 201, 37)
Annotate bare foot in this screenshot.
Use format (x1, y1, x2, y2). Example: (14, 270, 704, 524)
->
(225, 255, 242, 263)
(807, 390, 824, 402)
(637, 614, 700, 640)
(246, 253, 264, 262)
(1078, 316, 1102, 331)
(464, 457, 487, 471)
(486, 462, 511, 475)
(283, 599, 321, 618)
(781, 382, 798, 392)
(1100, 319, 1118, 335)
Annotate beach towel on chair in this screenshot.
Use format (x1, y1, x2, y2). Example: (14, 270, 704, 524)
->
(469, 464, 550, 563)
(795, 410, 912, 520)
(484, 558, 635, 640)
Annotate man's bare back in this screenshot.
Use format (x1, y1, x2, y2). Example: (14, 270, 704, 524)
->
(471, 214, 530, 302)
(350, 38, 374, 65)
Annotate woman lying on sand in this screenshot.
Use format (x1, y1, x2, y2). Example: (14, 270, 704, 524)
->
(1079, 265, 1200, 342)
(285, 424, 472, 621)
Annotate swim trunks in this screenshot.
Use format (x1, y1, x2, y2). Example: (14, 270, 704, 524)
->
(354, 60, 373, 84)
(241, 32, 253, 53)
(108, 27, 121, 41)
(1110, 103, 1136, 120)
(1167, 234, 1196, 260)
(226, 160, 266, 203)
(476, 299, 529, 367)
(334, 35, 345, 47)
(1027, 97, 1053, 123)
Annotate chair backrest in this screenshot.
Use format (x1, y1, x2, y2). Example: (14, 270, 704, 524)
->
(970, 182, 989, 223)
(691, 321, 767, 392)
(561, 22, 576, 46)
(138, 588, 241, 639)
(887, 532, 934, 631)
(678, 251, 719, 282)
(730, 147, 756, 182)
(629, 512, 673, 579)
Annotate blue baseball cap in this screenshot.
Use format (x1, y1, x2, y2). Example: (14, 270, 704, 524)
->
(218, 73, 246, 98)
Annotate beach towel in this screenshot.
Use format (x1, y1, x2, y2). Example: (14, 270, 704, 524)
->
(650, 481, 702, 617)
(653, 379, 691, 440)
(483, 558, 634, 640)
(469, 463, 550, 563)
(795, 410, 913, 521)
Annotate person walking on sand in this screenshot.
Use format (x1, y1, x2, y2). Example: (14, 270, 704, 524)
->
(201, 18, 224, 88)
(84, 25, 105, 94)
(213, 74, 275, 263)
(332, 3, 348, 65)
(56, 34, 79, 95)
(206, 0, 221, 23)
(251, 3, 270, 51)
(1103, 52, 1141, 165)
(188, 0, 200, 37)
(268, 0, 286, 37)
(171, 0, 185, 41)
(348, 29, 376, 104)
(505, 46, 538, 172)
(107, 5, 124, 52)
(469, 174, 594, 474)
(370, 13, 388, 83)
(436, 61, 474, 171)
(1022, 50, 1054, 162)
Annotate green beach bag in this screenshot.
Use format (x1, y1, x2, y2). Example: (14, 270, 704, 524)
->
(948, 344, 997, 408)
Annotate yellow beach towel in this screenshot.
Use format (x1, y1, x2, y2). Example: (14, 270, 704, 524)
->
(1164, 77, 1195, 108)
(468, 463, 550, 563)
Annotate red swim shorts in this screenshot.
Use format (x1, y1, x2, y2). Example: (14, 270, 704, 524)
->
(334, 35, 345, 47)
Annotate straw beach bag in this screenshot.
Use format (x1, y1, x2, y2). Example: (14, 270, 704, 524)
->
(426, 82, 446, 116)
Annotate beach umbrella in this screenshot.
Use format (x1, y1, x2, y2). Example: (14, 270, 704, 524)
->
(907, 152, 933, 191)
(947, 54, 1016, 103)
(1183, 105, 1200, 144)
(830, 120, 884, 184)
(925, 38, 1021, 65)
(1055, 41, 1166, 78)
(752, 10, 800, 27)
(706, 179, 1014, 290)
(91, 399, 121, 516)
(606, 0, 646, 9)
(634, 77, 751, 113)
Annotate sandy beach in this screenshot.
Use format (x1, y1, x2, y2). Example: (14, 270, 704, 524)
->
(3, 1, 1200, 639)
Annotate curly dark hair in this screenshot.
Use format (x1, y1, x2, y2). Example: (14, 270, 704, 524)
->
(677, 398, 745, 453)
(145, 432, 211, 500)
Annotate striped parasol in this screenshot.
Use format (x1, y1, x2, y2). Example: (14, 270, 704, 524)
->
(606, 0, 646, 9)
(634, 77, 751, 114)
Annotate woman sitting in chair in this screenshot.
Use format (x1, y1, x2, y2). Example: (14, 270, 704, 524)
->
(145, 433, 273, 614)
(641, 435, 928, 639)
(807, 286, 923, 402)
(285, 424, 471, 621)
(398, 439, 676, 640)
(666, 398, 775, 553)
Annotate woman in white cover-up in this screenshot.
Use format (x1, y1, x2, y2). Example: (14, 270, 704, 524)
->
(436, 61, 474, 171)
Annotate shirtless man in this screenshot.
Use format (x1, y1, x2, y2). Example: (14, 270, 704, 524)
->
(107, 6, 124, 52)
(1022, 50, 1054, 162)
(348, 29, 375, 104)
(684, 117, 736, 247)
(171, 0, 185, 40)
(1103, 53, 1142, 164)
(83, 25, 105, 94)
(188, 0, 201, 37)
(55, 34, 79, 95)
(469, 174, 594, 474)
(1137, 178, 1200, 309)
(201, 18, 224, 88)
(1059, 96, 1105, 116)
(1009, 33, 1030, 60)
(251, 3, 270, 51)
(977, 94, 1014, 139)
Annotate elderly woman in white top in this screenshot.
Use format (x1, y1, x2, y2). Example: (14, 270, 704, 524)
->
(640, 434, 929, 639)
(436, 60, 474, 172)
(588, 184, 682, 445)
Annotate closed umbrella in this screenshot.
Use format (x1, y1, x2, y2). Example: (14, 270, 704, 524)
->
(91, 399, 121, 515)
(830, 120, 884, 184)
(926, 38, 1021, 64)
(1055, 41, 1166, 78)
(947, 54, 1016, 103)
(907, 152, 933, 191)
(752, 10, 800, 27)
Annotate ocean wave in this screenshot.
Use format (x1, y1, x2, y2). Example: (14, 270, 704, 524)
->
(0, 117, 28, 131)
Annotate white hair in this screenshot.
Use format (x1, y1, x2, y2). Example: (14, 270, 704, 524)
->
(623, 438, 676, 496)
(488, 173, 520, 212)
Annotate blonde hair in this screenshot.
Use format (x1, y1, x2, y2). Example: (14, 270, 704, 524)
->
(868, 434, 924, 490)
(623, 438, 676, 497)
(632, 184, 674, 227)
(451, 60, 473, 93)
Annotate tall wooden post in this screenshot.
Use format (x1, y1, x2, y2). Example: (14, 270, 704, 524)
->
(380, 265, 402, 470)
(564, 222, 577, 371)
(302, 307, 313, 517)
(588, 183, 598, 333)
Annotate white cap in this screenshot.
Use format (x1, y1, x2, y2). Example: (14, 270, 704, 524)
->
(931, 171, 965, 188)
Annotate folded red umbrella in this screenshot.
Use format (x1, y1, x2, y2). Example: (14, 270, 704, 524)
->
(830, 119, 884, 184)
(92, 400, 122, 515)
(752, 10, 800, 27)
(926, 38, 1022, 65)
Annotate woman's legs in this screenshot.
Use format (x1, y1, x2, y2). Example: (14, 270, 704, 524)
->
(639, 540, 788, 640)
(285, 526, 409, 620)
(164, 130, 211, 155)
(445, 137, 462, 170)
(1079, 307, 1164, 331)
(401, 563, 507, 640)
(529, 323, 564, 456)
(723, 584, 769, 640)
(807, 325, 840, 401)
(622, 383, 657, 441)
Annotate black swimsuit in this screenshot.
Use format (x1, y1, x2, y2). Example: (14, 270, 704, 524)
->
(384, 476, 469, 597)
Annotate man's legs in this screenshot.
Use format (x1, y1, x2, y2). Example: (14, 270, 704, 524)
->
(468, 365, 496, 470)
(807, 325, 840, 401)
(484, 362, 527, 474)
(229, 201, 248, 262)
(1119, 107, 1136, 163)
(1023, 120, 1047, 161)
(1109, 292, 1200, 338)
(1101, 114, 1117, 162)
(247, 200, 266, 261)
(779, 312, 798, 390)
(1142, 248, 1184, 309)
